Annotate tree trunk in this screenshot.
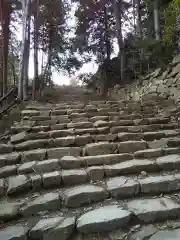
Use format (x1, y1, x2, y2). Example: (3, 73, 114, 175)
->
(0, 0, 11, 96)
(153, 0, 160, 40)
(112, 0, 124, 81)
(23, 12, 30, 101)
(136, 0, 142, 38)
(18, 0, 31, 100)
(104, 6, 111, 60)
(32, 1, 39, 101)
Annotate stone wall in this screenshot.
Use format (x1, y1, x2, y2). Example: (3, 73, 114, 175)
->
(108, 54, 180, 102)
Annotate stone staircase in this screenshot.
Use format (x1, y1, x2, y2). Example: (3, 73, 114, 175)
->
(2, 94, 180, 239)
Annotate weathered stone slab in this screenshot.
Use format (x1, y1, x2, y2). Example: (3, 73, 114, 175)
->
(92, 134, 117, 142)
(127, 197, 180, 223)
(86, 166, 104, 181)
(15, 139, 48, 151)
(34, 159, 60, 173)
(104, 159, 156, 177)
(42, 171, 61, 188)
(67, 122, 93, 129)
(0, 165, 17, 178)
(139, 175, 180, 194)
(43, 217, 76, 240)
(22, 149, 46, 162)
(20, 192, 61, 216)
(49, 129, 74, 138)
(61, 169, 87, 185)
(51, 123, 67, 130)
(0, 144, 13, 154)
(7, 175, 31, 196)
(134, 148, 164, 158)
(47, 147, 81, 159)
(52, 109, 67, 115)
(18, 161, 36, 174)
(94, 120, 109, 128)
(59, 156, 81, 169)
(97, 126, 110, 134)
(0, 202, 22, 222)
(26, 132, 49, 141)
(21, 110, 40, 116)
(167, 138, 180, 147)
(55, 136, 75, 147)
(156, 154, 180, 170)
(134, 118, 149, 125)
(75, 128, 98, 135)
(148, 117, 169, 124)
(110, 126, 128, 134)
(75, 135, 92, 146)
(63, 184, 109, 207)
(149, 229, 180, 240)
(30, 174, 42, 191)
(10, 132, 27, 144)
(164, 147, 180, 155)
(0, 225, 28, 240)
(118, 141, 147, 153)
(84, 142, 117, 156)
(81, 153, 133, 166)
(106, 176, 140, 199)
(29, 217, 62, 239)
(130, 225, 158, 240)
(143, 131, 165, 141)
(118, 132, 143, 141)
(77, 205, 131, 233)
(90, 116, 109, 122)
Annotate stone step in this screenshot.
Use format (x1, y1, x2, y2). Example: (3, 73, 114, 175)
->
(1, 190, 180, 236)
(9, 129, 179, 150)
(1, 155, 180, 200)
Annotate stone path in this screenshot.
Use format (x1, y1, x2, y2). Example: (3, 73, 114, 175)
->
(2, 95, 180, 239)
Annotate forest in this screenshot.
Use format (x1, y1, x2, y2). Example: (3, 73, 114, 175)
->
(0, 0, 180, 100)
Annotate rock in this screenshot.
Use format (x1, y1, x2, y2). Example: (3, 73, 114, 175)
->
(118, 141, 147, 153)
(7, 175, 31, 196)
(130, 225, 158, 240)
(0, 165, 17, 178)
(43, 217, 76, 240)
(139, 175, 180, 194)
(47, 147, 81, 159)
(22, 149, 46, 162)
(84, 142, 117, 156)
(143, 131, 165, 141)
(0, 179, 5, 196)
(106, 176, 140, 199)
(91, 116, 109, 122)
(75, 135, 92, 146)
(67, 122, 93, 129)
(34, 159, 60, 173)
(93, 120, 109, 128)
(127, 197, 180, 223)
(20, 192, 61, 216)
(134, 148, 164, 158)
(15, 139, 48, 151)
(149, 229, 180, 240)
(21, 110, 40, 116)
(63, 184, 109, 207)
(104, 159, 156, 177)
(0, 225, 28, 240)
(61, 169, 87, 185)
(30, 174, 42, 191)
(76, 205, 132, 233)
(10, 132, 27, 144)
(49, 129, 74, 138)
(0, 144, 13, 154)
(86, 166, 104, 181)
(118, 132, 143, 141)
(156, 154, 180, 170)
(0, 202, 22, 222)
(29, 216, 63, 239)
(18, 161, 36, 174)
(59, 156, 81, 169)
(42, 171, 61, 188)
(55, 136, 75, 147)
(81, 153, 133, 166)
